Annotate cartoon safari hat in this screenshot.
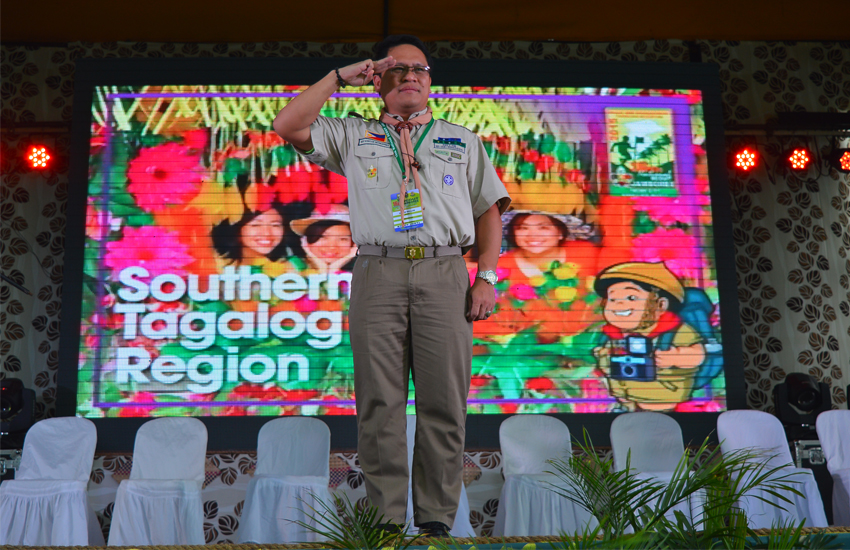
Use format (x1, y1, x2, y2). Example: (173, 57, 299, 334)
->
(290, 204, 350, 236)
(594, 261, 685, 303)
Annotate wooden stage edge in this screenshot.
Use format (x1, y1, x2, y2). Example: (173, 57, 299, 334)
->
(6, 529, 850, 550)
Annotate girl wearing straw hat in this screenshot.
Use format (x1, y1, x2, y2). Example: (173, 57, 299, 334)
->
(290, 204, 358, 275)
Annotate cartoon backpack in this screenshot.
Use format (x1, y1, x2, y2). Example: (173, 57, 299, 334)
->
(656, 287, 723, 393)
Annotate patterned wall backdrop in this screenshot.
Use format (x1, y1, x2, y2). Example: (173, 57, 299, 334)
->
(0, 39, 848, 542)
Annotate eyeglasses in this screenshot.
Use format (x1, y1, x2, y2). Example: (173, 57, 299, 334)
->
(385, 65, 431, 78)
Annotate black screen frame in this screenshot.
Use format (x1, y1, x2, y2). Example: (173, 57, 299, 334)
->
(58, 56, 743, 452)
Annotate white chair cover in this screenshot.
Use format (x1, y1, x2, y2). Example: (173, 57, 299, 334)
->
(0, 417, 104, 546)
(108, 417, 208, 546)
(493, 415, 597, 536)
(238, 417, 334, 543)
(717, 410, 827, 529)
(611, 412, 704, 526)
(816, 410, 850, 526)
(403, 415, 475, 537)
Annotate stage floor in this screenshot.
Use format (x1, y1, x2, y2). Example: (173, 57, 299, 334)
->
(18, 528, 850, 550)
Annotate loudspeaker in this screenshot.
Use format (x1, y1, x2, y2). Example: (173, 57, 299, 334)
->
(0, 378, 36, 450)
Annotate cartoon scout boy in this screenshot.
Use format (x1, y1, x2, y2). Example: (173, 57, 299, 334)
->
(592, 262, 706, 411)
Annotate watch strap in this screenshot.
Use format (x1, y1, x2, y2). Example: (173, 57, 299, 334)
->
(476, 270, 497, 285)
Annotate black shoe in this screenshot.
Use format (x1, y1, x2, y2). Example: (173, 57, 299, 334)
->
(418, 521, 450, 538)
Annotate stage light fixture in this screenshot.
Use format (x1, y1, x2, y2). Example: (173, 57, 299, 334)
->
(786, 147, 812, 171)
(773, 372, 832, 440)
(830, 149, 850, 173)
(26, 145, 51, 169)
(733, 147, 758, 172)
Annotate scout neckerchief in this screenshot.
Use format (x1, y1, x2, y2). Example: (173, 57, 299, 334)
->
(379, 108, 435, 228)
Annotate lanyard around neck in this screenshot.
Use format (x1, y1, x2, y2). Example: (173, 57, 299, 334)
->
(380, 118, 436, 176)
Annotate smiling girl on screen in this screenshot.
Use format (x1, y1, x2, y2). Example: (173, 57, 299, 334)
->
(210, 176, 305, 269)
(473, 210, 603, 344)
(289, 204, 358, 275)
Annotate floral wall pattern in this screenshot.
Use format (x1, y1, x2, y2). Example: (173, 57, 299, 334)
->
(0, 38, 848, 541)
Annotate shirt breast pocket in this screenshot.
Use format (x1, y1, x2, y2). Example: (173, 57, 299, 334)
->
(429, 149, 468, 199)
(353, 147, 395, 189)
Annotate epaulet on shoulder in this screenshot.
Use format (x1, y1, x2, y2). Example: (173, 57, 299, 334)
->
(437, 119, 480, 139)
(347, 111, 364, 119)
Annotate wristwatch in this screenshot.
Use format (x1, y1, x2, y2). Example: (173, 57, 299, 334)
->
(476, 270, 498, 286)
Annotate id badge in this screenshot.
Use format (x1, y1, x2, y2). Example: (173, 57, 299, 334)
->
(391, 190, 424, 232)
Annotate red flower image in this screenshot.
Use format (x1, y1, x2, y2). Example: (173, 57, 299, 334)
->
(283, 389, 320, 402)
(526, 377, 555, 392)
(245, 129, 285, 150)
(220, 383, 288, 416)
(470, 375, 493, 388)
(127, 142, 204, 212)
(500, 403, 519, 414)
(105, 225, 196, 280)
(117, 391, 156, 418)
(494, 136, 512, 154)
(320, 395, 356, 416)
(312, 171, 348, 213)
(274, 164, 318, 204)
(522, 149, 540, 163)
(182, 129, 209, 153)
(535, 154, 555, 174)
(469, 375, 494, 398)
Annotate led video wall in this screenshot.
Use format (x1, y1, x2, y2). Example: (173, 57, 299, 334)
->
(73, 82, 727, 419)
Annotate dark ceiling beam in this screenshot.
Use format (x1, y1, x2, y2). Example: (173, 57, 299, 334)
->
(2, 0, 849, 43)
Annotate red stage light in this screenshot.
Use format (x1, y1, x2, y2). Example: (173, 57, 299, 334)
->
(734, 148, 757, 171)
(838, 151, 850, 172)
(787, 148, 811, 171)
(27, 145, 51, 169)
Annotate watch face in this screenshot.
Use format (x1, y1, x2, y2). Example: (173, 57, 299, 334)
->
(480, 270, 497, 285)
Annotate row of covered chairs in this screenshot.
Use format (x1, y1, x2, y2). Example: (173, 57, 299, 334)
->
(0, 416, 333, 546)
(2, 410, 847, 544)
(493, 410, 848, 536)
(0, 414, 474, 546)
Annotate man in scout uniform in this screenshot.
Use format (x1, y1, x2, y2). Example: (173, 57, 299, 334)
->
(273, 35, 510, 536)
(592, 262, 706, 411)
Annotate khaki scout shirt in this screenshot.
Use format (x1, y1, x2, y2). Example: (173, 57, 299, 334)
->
(299, 111, 510, 248)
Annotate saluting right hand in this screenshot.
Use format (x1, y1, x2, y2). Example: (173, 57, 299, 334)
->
(336, 56, 396, 87)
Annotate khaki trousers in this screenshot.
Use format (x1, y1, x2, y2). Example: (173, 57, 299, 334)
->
(348, 254, 472, 527)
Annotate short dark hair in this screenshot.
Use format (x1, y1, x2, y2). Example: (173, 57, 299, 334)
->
(374, 34, 433, 69)
(505, 212, 570, 249)
(211, 201, 291, 263)
(304, 220, 349, 245)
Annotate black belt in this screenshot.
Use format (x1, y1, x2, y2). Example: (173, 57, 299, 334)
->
(357, 245, 462, 260)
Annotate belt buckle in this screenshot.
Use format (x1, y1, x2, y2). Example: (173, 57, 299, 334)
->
(404, 246, 425, 260)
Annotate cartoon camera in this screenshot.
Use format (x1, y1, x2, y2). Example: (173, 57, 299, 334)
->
(610, 335, 656, 382)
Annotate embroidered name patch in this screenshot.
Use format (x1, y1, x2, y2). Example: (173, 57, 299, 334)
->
(434, 149, 464, 160)
(433, 137, 466, 154)
(358, 131, 391, 148)
(358, 138, 391, 148)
